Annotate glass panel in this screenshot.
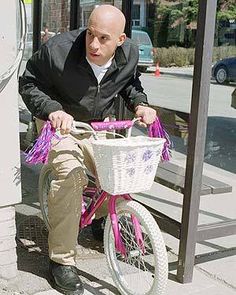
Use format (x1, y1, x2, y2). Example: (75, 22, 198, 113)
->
(206, 16, 236, 174)
(19, 1, 33, 123)
(22, 0, 33, 61)
(80, 1, 122, 29)
(16, 0, 22, 51)
(200, 6, 235, 258)
(41, 0, 71, 44)
(140, 1, 235, 178)
(130, 1, 230, 218)
(132, 4, 140, 20)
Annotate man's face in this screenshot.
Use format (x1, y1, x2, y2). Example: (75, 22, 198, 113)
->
(86, 24, 122, 66)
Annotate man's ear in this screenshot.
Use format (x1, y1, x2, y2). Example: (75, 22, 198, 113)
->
(117, 33, 126, 46)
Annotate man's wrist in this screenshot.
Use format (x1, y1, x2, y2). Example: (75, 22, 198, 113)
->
(135, 101, 149, 111)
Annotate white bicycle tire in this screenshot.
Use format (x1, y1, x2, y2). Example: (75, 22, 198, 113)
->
(104, 200, 168, 295)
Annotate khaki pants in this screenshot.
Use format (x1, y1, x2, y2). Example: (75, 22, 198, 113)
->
(36, 119, 107, 265)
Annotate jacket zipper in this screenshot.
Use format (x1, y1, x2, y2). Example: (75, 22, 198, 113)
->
(93, 84, 100, 119)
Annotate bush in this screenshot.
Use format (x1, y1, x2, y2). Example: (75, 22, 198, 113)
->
(212, 46, 236, 63)
(154, 46, 236, 67)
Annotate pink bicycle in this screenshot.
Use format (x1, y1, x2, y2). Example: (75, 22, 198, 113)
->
(38, 119, 168, 295)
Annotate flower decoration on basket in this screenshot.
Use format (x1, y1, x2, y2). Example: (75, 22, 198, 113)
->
(144, 165, 153, 175)
(142, 149, 153, 161)
(125, 153, 136, 163)
(126, 168, 136, 177)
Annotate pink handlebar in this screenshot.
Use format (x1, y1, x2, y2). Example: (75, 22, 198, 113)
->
(91, 120, 134, 131)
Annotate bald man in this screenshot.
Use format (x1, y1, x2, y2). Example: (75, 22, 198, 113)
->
(19, 5, 156, 294)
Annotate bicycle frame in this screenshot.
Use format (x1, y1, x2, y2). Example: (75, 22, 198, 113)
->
(80, 188, 145, 256)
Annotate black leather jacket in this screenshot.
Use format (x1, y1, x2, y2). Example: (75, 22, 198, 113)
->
(19, 30, 148, 122)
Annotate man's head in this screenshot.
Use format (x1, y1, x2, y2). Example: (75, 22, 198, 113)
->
(86, 5, 126, 66)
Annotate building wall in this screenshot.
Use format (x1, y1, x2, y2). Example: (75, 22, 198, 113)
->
(80, 0, 147, 29)
(0, 0, 22, 208)
(0, 0, 22, 279)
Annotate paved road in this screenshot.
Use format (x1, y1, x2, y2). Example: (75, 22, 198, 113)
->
(140, 72, 235, 118)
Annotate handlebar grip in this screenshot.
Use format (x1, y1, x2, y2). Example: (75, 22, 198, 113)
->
(91, 120, 134, 131)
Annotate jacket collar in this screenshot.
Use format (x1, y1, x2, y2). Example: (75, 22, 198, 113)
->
(74, 29, 128, 70)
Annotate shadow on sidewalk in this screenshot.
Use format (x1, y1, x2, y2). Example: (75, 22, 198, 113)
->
(15, 210, 115, 293)
(16, 212, 50, 280)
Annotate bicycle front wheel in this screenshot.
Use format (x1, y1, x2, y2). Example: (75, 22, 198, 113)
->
(104, 200, 168, 295)
(38, 164, 55, 230)
(38, 165, 97, 231)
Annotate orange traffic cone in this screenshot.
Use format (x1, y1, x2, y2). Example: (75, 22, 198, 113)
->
(154, 62, 161, 77)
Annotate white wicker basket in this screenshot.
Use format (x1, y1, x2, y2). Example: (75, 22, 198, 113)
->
(91, 136, 165, 195)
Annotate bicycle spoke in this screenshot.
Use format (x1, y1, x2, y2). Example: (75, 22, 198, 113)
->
(108, 211, 156, 294)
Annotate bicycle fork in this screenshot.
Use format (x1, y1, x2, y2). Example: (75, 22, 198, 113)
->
(108, 195, 145, 257)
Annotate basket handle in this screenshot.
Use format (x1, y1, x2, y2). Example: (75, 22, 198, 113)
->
(91, 118, 141, 138)
(71, 118, 140, 139)
(91, 120, 133, 131)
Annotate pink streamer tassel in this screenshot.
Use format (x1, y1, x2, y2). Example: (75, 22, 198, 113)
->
(25, 121, 62, 164)
(148, 117, 172, 161)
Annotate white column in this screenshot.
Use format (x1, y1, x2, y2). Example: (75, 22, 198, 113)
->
(0, 0, 22, 279)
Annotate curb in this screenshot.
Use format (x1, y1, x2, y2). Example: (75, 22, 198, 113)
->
(160, 70, 193, 78)
(147, 66, 193, 78)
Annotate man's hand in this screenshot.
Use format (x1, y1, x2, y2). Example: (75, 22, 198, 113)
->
(48, 110, 74, 134)
(135, 105, 156, 126)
